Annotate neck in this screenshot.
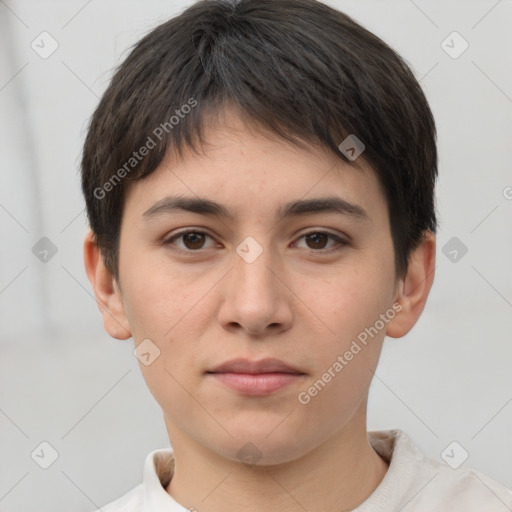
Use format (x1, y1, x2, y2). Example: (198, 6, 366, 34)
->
(165, 412, 388, 512)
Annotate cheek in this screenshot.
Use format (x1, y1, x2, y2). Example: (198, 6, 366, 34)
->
(293, 259, 393, 403)
(294, 275, 389, 428)
(120, 257, 201, 341)
(136, 352, 209, 441)
(119, 261, 213, 407)
(299, 263, 394, 346)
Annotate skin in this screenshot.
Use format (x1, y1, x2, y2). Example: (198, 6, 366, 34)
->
(84, 105, 435, 512)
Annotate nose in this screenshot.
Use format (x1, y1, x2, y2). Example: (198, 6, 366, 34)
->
(217, 243, 294, 336)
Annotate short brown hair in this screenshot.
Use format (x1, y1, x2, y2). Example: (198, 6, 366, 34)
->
(81, 0, 437, 282)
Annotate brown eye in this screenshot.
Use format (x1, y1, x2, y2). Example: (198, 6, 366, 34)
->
(305, 232, 329, 249)
(295, 231, 348, 253)
(182, 232, 206, 250)
(163, 230, 216, 252)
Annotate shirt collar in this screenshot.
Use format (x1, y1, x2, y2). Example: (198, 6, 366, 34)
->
(353, 429, 437, 511)
(142, 447, 185, 510)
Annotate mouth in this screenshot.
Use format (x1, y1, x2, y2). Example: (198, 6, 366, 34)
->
(206, 357, 306, 396)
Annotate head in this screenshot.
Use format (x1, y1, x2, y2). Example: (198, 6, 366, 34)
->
(83, 0, 437, 464)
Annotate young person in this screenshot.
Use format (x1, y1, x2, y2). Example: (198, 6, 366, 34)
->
(81, 0, 512, 510)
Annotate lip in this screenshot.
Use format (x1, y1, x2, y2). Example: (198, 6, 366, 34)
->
(206, 358, 306, 396)
(207, 357, 303, 374)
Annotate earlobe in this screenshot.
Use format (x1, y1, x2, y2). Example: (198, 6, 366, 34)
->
(386, 231, 436, 338)
(83, 230, 132, 340)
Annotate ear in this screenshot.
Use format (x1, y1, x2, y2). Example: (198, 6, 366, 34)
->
(83, 230, 132, 340)
(386, 231, 436, 338)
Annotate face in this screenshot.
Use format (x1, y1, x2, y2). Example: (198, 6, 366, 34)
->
(112, 108, 402, 465)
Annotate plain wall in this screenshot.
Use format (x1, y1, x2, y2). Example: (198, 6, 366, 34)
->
(0, 0, 511, 510)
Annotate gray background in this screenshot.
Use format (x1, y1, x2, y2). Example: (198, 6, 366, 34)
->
(0, 0, 511, 510)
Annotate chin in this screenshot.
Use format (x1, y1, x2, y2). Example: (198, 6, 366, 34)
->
(208, 426, 313, 467)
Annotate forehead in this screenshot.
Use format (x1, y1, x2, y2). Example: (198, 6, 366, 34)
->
(122, 107, 388, 224)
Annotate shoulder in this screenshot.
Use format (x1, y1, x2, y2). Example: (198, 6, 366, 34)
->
(92, 483, 144, 512)
(367, 430, 512, 511)
(415, 463, 512, 510)
(419, 448, 512, 510)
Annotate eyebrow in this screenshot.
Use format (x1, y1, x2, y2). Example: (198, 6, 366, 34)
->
(142, 195, 370, 223)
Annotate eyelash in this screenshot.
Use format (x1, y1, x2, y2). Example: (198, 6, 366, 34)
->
(162, 229, 349, 255)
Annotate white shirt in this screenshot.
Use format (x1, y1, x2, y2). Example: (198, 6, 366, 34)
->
(96, 429, 512, 511)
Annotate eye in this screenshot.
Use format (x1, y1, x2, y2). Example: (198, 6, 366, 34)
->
(162, 229, 348, 254)
(294, 231, 348, 252)
(163, 230, 217, 252)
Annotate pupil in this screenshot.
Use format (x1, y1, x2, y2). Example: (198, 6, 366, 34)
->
(184, 232, 204, 249)
(307, 233, 327, 249)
